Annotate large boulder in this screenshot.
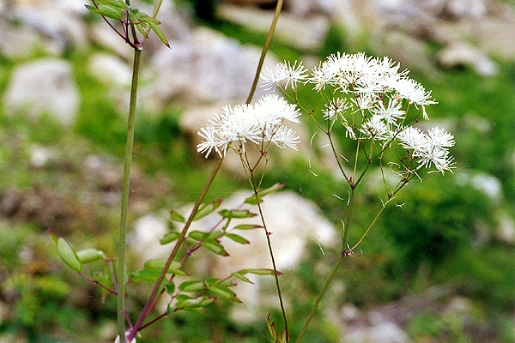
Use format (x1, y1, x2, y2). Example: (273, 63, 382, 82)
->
(7, 0, 88, 54)
(141, 27, 275, 111)
(3, 58, 80, 127)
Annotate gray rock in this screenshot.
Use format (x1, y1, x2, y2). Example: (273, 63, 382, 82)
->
(142, 27, 276, 111)
(445, 0, 487, 19)
(495, 212, 515, 245)
(10, 1, 88, 53)
(438, 41, 498, 75)
(217, 4, 330, 51)
(284, 0, 335, 17)
(3, 58, 80, 127)
(345, 322, 411, 343)
(88, 53, 133, 86)
(0, 18, 39, 59)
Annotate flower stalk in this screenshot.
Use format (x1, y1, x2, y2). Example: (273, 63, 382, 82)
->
(117, 46, 141, 342)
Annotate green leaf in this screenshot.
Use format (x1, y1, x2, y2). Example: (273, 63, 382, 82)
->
(225, 233, 249, 244)
(160, 231, 180, 245)
(188, 230, 209, 241)
(245, 183, 286, 204)
(239, 268, 282, 276)
(131, 268, 160, 283)
(206, 283, 241, 303)
(175, 295, 207, 310)
(206, 277, 233, 288)
(143, 259, 186, 275)
(165, 281, 175, 294)
(201, 239, 229, 256)
(194, 199, 222, 221)
(86, 3, 124, 20)
(179, 280, 206, 292)
(48, 231, 58, 245)
(99, 0, 126, 9)
(135, 21, 148, 37)
(127, 7, 141, 24)
(170, 210, 185, 223)
(231, 269, 280, 284)
(209, 230, 224, 240)
(168, 261, 188, 276)
(267, 314, 289, 343)
(218, 209, 257, 219)
(91, 271, 110, 285)
(231, 272, 253, 284)
(233, 224, 263, 230)
(148, 20, 170, 48)
(76, 248, 106, 263)
(57, 237, 82, 272)
(199, 297, 216, 307)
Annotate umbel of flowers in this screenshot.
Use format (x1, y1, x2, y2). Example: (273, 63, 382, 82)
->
(198, 52, 454, 179)
(197, 94, 301, 159)
(259, 52, 455, 178)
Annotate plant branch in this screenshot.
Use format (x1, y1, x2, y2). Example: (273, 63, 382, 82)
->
(250, 178, 289, 339)
(349, 197, 392, 252)
(246, 0, 284, 105)
(117, 46, 142, 342)
(295, 254, 344, 343)
(127, 157, 224, 341)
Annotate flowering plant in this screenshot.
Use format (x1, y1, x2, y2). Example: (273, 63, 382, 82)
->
(51, 0, 456, 342)
(196, 52, 455, 341)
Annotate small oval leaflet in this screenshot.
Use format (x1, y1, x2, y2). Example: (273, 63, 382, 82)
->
(57, 237, 82, 272)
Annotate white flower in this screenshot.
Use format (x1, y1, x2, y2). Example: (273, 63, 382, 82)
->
(392, 78, 437, 119)
(255, 94, 301, 124)
(343, 122, 357, 140)
(372, 99, 405, 128)
(261, 60, 307, 90)
(360, 115, 391, 140)
(397, 126, 455, 174)
(397, 126, 428, 152)
(323, 98, 349, 121)
(351, 92, 375, 111)
(197, 125, 223, 158)
(310, 62, 333, 91)
(427, 127, 455, 148)
(219, 105, 262, 144)
(197, 95, 301, 158)
(267, 125, 300, 150)
(419, 145, 455, 174)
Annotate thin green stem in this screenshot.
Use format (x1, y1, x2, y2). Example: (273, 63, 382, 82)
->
(117, 47, 142, 342)
(342, 188, 355, 251)
(349, 197, 391, 252)
(295, 254, 344, 343)
(327, 133, 350, 184)
(296, 185, 354, 342)
(127, 157, 224, 342)
(250, 178, 289, 339)
(241, 2, 287, 332)
(246, 0, 284, 105)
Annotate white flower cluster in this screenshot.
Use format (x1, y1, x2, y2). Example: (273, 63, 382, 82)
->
(397, 126, 455, 174)
(197, 95, 301, 158)
(261, 52, 455, 174)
